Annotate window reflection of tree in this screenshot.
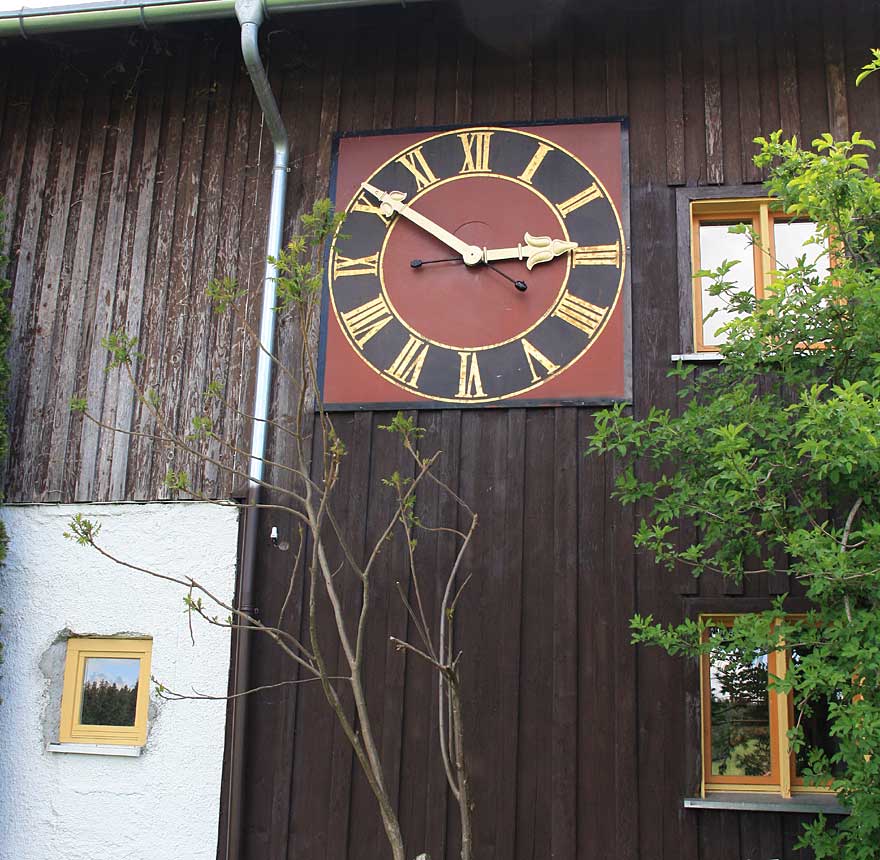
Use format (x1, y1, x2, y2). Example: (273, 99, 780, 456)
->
(710, 645, 772, 777)
(790, 648, 844, 779)
(80, 679, 138, 727)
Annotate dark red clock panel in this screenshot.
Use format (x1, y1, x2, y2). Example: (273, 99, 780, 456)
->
(320, 121, 630, 408)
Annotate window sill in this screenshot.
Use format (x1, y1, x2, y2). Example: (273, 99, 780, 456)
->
(684, 792, 846, 815)
(671, 352, 723, 362)
(47, 742, 142, 757)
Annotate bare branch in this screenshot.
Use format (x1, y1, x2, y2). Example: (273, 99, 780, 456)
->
(154, 675, 348, 702)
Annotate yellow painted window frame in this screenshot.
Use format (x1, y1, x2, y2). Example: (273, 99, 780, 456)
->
(699, 614, 835, 799)
(59, 637, 152, 746)
(690, 198, 776, 353)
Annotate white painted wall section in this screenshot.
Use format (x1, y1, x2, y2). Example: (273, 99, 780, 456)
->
(0, 502, 239, 860)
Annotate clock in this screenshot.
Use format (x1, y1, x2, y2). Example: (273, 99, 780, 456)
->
(320, 121, 629, 408)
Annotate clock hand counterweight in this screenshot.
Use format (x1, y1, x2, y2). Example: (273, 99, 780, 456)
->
(361, 182, 483, 266)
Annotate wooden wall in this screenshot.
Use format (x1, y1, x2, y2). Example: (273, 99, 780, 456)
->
(2, 1, 880, 858)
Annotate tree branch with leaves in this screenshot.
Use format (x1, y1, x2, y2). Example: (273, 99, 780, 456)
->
(66, 200, 479, 860)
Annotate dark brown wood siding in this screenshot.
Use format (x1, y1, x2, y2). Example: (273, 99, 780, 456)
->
(2, 2, 878, 858)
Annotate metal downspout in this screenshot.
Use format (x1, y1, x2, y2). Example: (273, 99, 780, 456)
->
(229, 0, 288, 856)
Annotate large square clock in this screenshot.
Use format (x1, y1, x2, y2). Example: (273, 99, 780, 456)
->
(319, 120, 630, 409)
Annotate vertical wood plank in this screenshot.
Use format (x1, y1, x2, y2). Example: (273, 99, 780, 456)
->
(551, 407, 578, 860)
(0, 56, 36, 259)
(94, 84, 148, 498)
(681, 0, 706, 185)
(736, 1, 763, 183)
(45, 85, 111, 501)
(175, 41, 235, 499)
(775, 0, 802, 138)
(453, 33, 475, 126)
(513, 22, 533, 121)
(719, 3, 742, 187)
(578, 413, 611, 859)
(18, 84, 85, 499)
(741, 812, 785, 860)
(702, 2, 723, 185)
(368, 10, 397, 131)
(605, 11, 628, 116)
(843, 1, 880, 175)
(485, 407, 524, 860)
(555, 26, 575, 119)
(413, 6, 439, 129)
(0, 51, 11, 150)
(609, 445, 639, 860)
(572, 8, 604, 119)
(515, 409, 555, 860)
(823, 6, 850, 140)
(144, 36, 214, 499)
(130, 47, 190, 500)
(664, 0, 686, 186)
(795, 0, 828, 146)
(107, 74, 165, 499)
(424, 408, 461, 860)
(699, 811, 742, 860)
(200, 57, 253, 499)
(6, 76, 60, 499)
(75, 84, 138, 500)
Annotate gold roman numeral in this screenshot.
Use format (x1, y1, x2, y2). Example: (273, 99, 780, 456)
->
(396, 147, 438, 190)
(573, 241, 621, 267)
(351, 192, 391, 224)
(387, 336, 429, 388)
(552, 292, 607, 337)
(458, 131, 493, 173)
(456, 351, 486, 399)
(333, 252, 379, 278)
(520, 338, 559, 383)
(518, 143, 554, 184)
(557, 183, 602, 217)
(341, 296, 393, 348)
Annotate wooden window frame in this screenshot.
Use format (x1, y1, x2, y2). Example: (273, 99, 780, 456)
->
(690, 199, 771, 352)
(59, 637, 152, 746)
(699, 614, 835, 799)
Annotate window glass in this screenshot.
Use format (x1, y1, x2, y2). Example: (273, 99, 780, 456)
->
(698, 224, 754, 346)
(773, 220, 830, 281)
(790, 648, 844, 780)
(708, 637, 773, 777)
(80, 656, 141, 727)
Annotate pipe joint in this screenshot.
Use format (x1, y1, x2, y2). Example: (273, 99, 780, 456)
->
(235, 0, 265, 27)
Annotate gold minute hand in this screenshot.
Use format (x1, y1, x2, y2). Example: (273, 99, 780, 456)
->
(361, 182, 483, 266)
(484, 232, 578, 270)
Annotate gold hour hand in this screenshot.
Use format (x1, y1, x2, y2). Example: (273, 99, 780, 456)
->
(360, 182, 483, 266)
(483, 232, 578, 270)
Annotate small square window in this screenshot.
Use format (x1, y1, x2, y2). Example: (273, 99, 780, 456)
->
(59, 637, 152, 746)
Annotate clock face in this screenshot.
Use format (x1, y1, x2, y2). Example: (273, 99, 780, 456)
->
(321, 122, 629, 408)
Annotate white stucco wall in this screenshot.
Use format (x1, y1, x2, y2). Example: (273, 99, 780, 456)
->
(0, 502, 239, 860)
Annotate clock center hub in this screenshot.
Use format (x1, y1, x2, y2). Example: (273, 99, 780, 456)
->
(380, 176, 569, 350)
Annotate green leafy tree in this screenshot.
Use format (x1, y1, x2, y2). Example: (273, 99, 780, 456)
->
(589, 125, 880, 858)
